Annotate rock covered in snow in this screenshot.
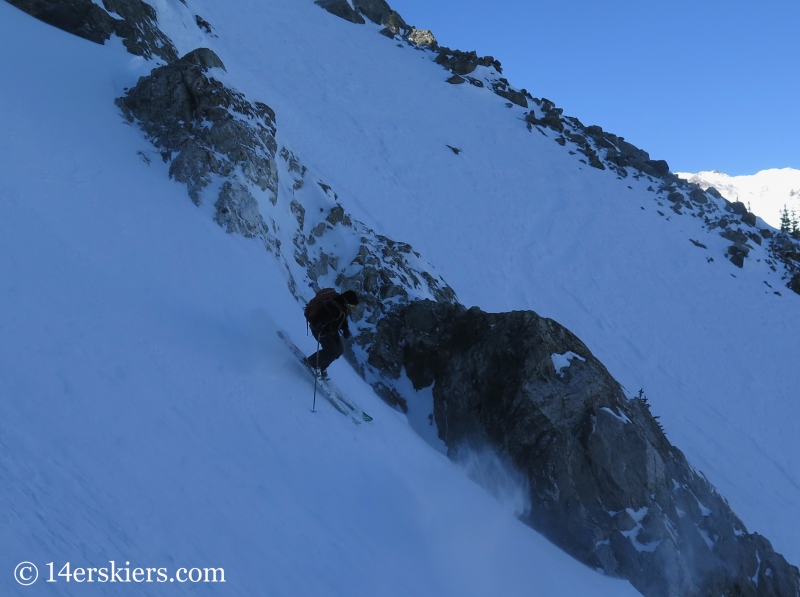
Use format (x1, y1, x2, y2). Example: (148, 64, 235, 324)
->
(116, 48, 279, 206)
(115, 45, 458, 362)
(7, 0, 178, 62)
(314, 0, 365, 25)
(352, 0, 398, 27)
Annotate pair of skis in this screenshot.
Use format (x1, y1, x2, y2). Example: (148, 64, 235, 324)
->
(277, 331, 372, 424)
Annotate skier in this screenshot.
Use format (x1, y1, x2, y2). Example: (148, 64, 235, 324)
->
(303, 288, 359, 379)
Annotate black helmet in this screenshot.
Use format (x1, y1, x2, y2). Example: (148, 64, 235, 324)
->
(341, 290, 359, 307)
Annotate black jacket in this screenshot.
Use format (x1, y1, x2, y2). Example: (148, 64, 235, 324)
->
(309, 295, 351, 338)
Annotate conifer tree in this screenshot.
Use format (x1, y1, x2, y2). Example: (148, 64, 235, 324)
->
(780, 205, 792, 233)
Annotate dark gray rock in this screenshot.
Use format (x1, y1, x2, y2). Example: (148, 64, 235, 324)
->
(6, 0, 178, 61)
(540, 98, 557, 113)
(588, 156, 606, 170)
(195, 14, 214, 35)
(526, 108, 564, 132)
(689, 188, 708, 204)
(768, 236, 800, 287)
(729, 201, 749, 216)
(435, 48, 501, 76)
(789, 273, 800, 295)
(103, 0, 178, 61)
(721, 229, 750, 246)
(369, 381, 408, 413)
(435, 48, 478, 75)
(446, 74, 465, 84)
(116, 48, 278, 205)
(493, 87, 528, 108)
(742, 211, 757, 227)
(667, 191, 684, 203)
(592, 133, 669, 179)
(352, 0, 395, 25)
(369, 300, 800, 597)
(706, 186, 723, 199)
(181, 47, 226, 70)
(5, 0, 116, 44)
(728, 244, 749, 268)
(617, 138, 650, 163)
(314, 0, 365, 24)
(565, 132, 588, 147)
(645, 160, 670, 177)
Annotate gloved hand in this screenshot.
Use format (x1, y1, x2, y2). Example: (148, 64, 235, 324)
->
(342, 328, 352, 339)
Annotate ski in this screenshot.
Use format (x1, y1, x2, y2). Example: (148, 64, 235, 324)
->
(324, 378, 373, 422)
(277, 330, 371, 423)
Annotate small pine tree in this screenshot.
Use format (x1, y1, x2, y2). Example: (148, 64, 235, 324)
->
(635, 389, 665, 434)
(780, 205, 792, 233)
(791, 209, 799, 239)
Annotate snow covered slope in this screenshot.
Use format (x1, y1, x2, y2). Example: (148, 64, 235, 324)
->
(0, 4, 642, 596)
(160, 0, 800, 568)
(2, 0, 799, 594)
(677, 168, 800, 228)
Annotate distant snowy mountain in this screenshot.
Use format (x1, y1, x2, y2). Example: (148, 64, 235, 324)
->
(676, 168, 800, 228)
(2, 1, 800, 597)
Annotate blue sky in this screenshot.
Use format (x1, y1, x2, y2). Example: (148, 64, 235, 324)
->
(390, 0, 798, 176)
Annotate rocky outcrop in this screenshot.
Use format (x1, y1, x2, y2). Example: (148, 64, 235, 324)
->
(5, 0, 115, 44)
(790, 273, 800, 295)
(314, 0, 365, 25)
(352, 0, 398, 26)
(769, 235, 800, 293)
(6, 0, 178, 62)
(368, 300, 800, 597)
(434, 47, 503, 75)
(116, 47, 458, 375)
(407, 27, 436, 48)
(116, 48, 278, 206)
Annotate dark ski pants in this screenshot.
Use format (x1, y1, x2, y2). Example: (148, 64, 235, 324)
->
(307, 332, 343, 372)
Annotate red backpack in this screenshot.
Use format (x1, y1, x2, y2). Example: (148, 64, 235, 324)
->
(304, 288, 340, 325)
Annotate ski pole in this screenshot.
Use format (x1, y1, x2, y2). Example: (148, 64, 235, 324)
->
(312, 337, 321, 413)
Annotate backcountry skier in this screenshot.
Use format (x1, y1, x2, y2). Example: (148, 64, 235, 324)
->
(303, 288, 359, 379)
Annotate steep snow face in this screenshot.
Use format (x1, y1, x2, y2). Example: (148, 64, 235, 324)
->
(677, 168, 800, 228)
(2, 2, 799, 596)
(0, 4, 644, 597)
(159, 0, 800, 567)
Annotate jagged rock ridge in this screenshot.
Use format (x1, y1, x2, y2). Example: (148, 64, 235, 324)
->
(5, 0, 179, 61)
(313, 0, 800, 293)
